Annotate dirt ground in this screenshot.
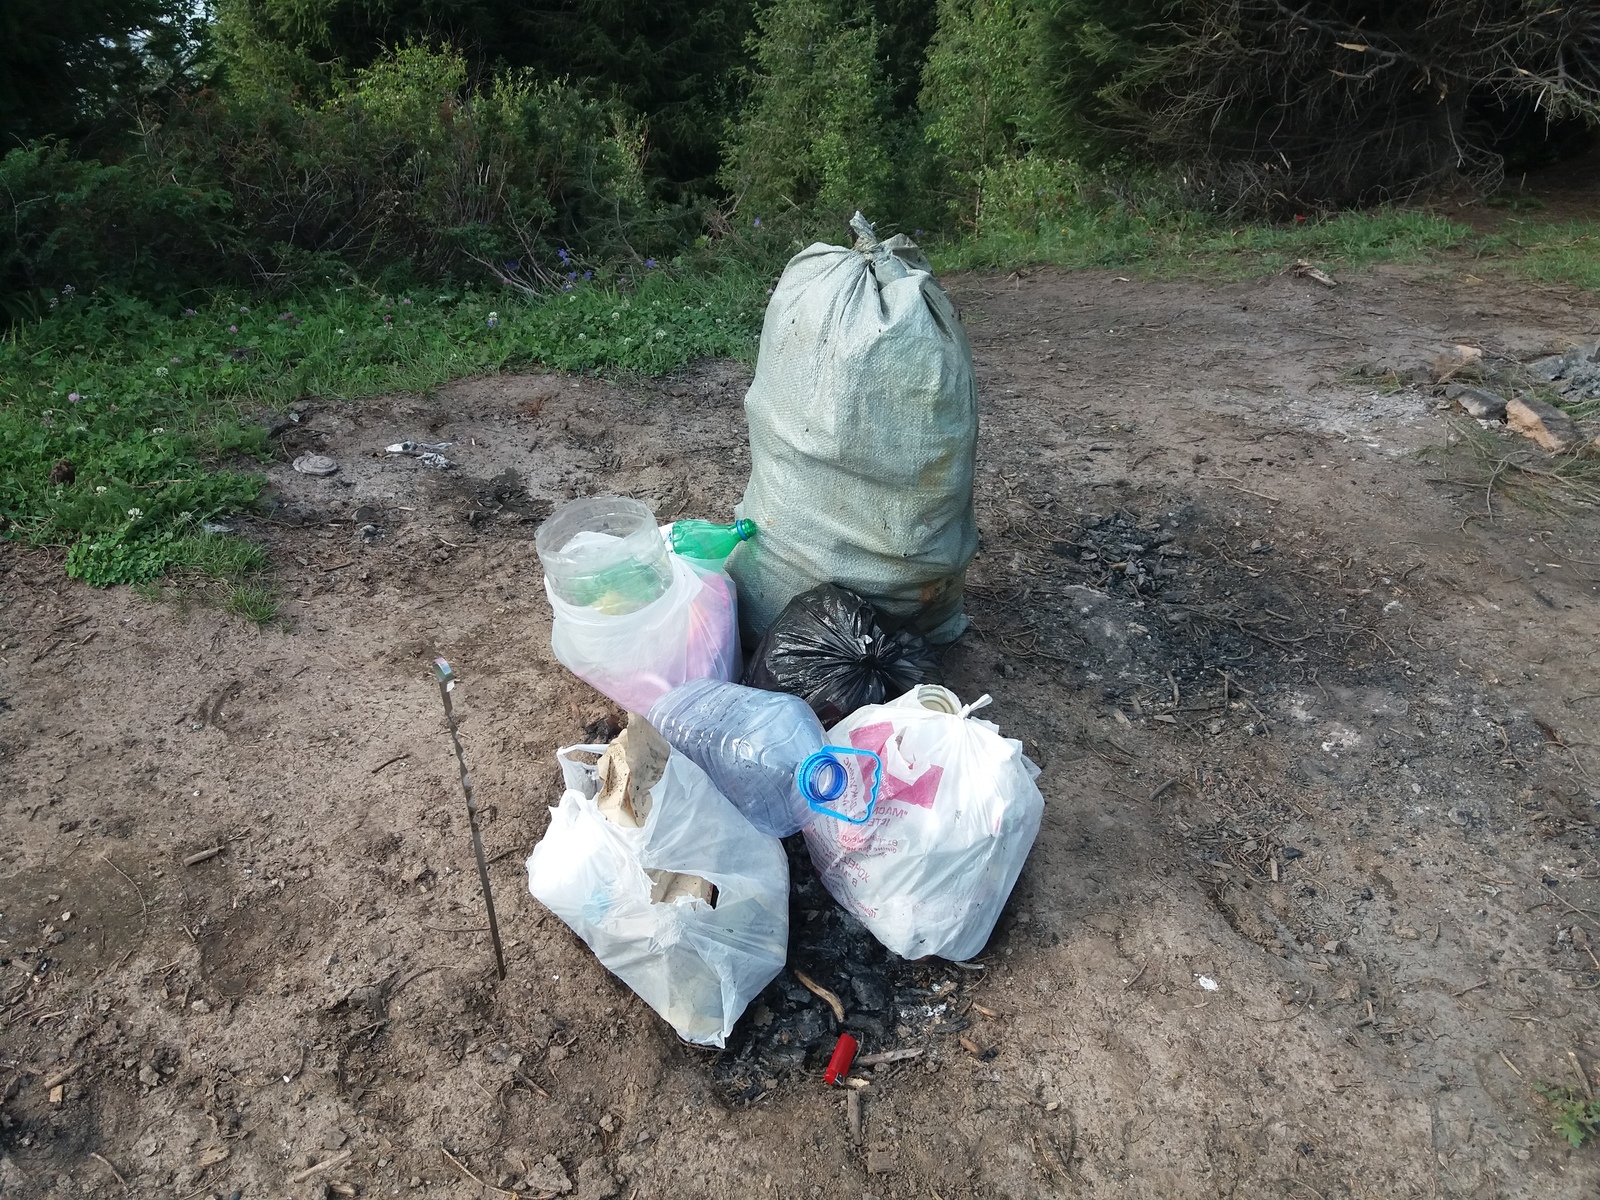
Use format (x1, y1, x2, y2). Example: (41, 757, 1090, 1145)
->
(4, 259, 1600, 1200)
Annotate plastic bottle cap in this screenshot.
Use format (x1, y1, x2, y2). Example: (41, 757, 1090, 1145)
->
(797, 752, 848, 804)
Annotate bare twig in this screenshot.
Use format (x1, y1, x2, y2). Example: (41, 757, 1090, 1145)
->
(441, 1146, 517, 1198)
(432, 660, 506, 981)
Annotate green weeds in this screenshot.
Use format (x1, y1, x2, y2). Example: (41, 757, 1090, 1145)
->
(1538, 1084, 1600, 1149)
(1, 265, 768, 589)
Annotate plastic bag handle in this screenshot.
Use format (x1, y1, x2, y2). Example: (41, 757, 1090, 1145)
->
(557, 743, 612, 762)
(957, 694, 993, 719)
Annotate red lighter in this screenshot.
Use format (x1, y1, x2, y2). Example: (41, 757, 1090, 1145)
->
(823, 1033, 859, 1085)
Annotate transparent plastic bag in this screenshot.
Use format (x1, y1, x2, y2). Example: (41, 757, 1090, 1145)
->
(803, 686, 1044, 962)
(526, 742, 790, 1047)
(546, 555, 739, 715)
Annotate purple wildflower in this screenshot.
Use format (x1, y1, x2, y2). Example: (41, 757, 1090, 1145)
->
(644, 258, 658, 269)
(229, 325, 238, 334)
(557, 248, 570, 263)
(68, 392, 81, 403)
(583, 270, 593, 281)
(183, 308, 196, 317)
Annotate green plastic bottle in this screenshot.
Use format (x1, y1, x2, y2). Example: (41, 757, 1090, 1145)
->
(669, 518, 757, 563)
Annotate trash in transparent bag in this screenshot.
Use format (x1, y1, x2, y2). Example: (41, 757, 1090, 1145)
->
(526, 730, 789, 1047)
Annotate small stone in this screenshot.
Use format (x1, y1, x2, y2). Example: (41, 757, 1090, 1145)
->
(322, 1129, 348, 1150)
(1505, 396, 1577, 452)
(1281, 846, 1305, 861)
(865, 1149, 897, 1174)
(138, 1065, 160, 1087)
(190, 999, 211, 1014)
(523, 1154, 573, 1195)
(1432, 344, 1483, 380)
(359, 524, 380, 539)
(1323, 940, 1340, 955)
(1394, 925, 1419, 940)
(575, 1156, 620, 1200)
(292, 454, 339, 477)
(1444, 384, 1507, 421)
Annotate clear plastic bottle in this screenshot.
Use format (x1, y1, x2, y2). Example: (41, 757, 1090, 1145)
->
(647, 678, 879, 838)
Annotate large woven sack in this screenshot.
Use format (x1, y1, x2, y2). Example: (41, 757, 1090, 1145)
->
(728, 213, 978, 643)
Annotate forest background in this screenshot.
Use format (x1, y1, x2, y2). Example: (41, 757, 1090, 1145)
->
(3, 0, 1599, 593)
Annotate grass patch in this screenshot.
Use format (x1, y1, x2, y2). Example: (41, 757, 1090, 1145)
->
(1, 264, 769, 587)
(933, 205, 1600, 297)
(1424, 420, 1600, 518)
(931, 208, 1474, 277)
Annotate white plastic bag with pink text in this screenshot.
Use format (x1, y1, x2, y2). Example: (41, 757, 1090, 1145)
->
(802, 686, 1043, 961)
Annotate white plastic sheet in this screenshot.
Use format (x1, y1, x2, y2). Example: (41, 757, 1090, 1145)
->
(527, 744, 790, 1047)
(803, 686, 1043, 962)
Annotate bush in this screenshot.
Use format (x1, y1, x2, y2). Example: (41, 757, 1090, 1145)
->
(919, 0, 1034, 226)
(721, 0, 895, 223)
(1030, 0, 1600, 212)
(0, 144, 237, 322)
(2, 45, 697, 313)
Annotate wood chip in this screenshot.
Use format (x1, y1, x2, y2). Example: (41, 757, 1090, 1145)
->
(183, 847, 222, 867)
(971, 1003, 999, 1019)
(854, 1048, 923, 1067)
(196, 1146, 229, 1168)
(793, 969, 846, 1022)
(959, 1035, 983, 1056)
(42, 1062, 83, 1089)
(287, 1150, 352, 1183)
(846, 1089, 862, 1145)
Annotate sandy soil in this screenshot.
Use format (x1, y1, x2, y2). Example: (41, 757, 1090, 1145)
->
(3, 261, 1599, 1200)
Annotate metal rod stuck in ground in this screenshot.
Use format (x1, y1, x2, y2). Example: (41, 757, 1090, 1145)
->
(432, 658, 507, 980)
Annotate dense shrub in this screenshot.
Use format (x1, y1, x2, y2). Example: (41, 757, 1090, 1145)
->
(1030, 0, 1600, 212)
(211, 0, 755, 194)
(1, 45, 694, 311)
(721, 0, 895, 222)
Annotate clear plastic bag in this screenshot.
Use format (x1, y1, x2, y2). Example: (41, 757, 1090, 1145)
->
(526, 742, 790, 1047)
(546, 555, 739, 715)
(803, 686, 1044, 962)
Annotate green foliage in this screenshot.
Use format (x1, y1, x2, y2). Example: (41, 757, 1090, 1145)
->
(0, 0, 207, 147)
(1025, 0, 1600, 212)
(224, 582, 280, 624)
(722, 0, 894, 222)
(934, 205, 1473, 275)
(919, 0, 1036, 224)
(212, 0, 755, 194)
(1482, 222, 1600, 294)
(2, 265, 767, 586)
(0, 143, 237, 320)
(1537, 1084, 1600, 1149)
(3, 44, 689, 311)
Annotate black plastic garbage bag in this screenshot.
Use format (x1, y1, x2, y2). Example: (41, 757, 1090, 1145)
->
(743, 584, 940, 726)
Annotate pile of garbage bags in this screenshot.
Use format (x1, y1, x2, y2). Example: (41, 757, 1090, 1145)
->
(525, 216, 1044, 1048)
